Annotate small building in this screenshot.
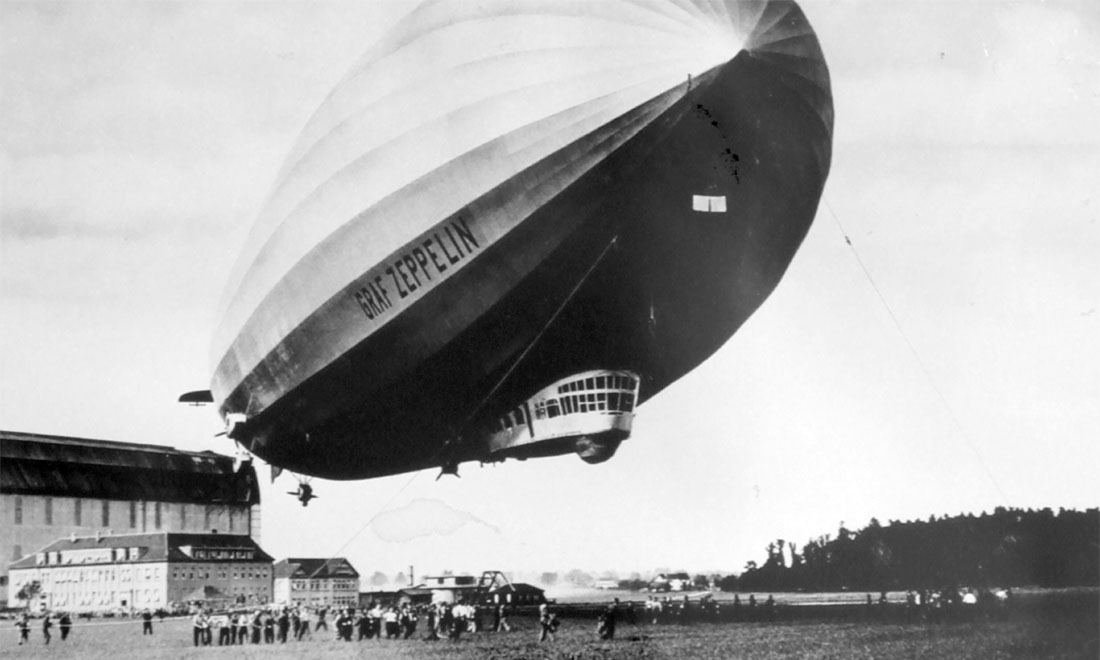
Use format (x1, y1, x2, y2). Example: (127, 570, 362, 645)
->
(486, 582, 545, 606)
(0, 430, 261, 605)
(419, 574, 481, 604)
(7, 532, 273, 613)
(359, 587, 432, 609)
(594, 578, 620, 589)
(273, 557, 359, 609)
(649, 572, 692, 592)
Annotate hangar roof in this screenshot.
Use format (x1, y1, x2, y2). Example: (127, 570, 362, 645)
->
(0, 430, 259, 505)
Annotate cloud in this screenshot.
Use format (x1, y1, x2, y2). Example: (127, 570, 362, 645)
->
(369, 498, 501, 543)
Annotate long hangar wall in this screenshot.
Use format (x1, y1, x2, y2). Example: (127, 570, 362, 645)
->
(0, 430, 260, 605)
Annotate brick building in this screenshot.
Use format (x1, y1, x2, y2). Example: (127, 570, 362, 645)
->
(273, 557, 360, 609)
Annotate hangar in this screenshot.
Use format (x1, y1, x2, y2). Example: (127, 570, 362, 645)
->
(1, 430, 260, 605)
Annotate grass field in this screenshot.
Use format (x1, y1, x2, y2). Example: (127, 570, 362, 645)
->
(3, 600, 1096, 660)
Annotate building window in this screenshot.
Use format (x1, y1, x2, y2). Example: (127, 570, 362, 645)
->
(12, 544, 22, 561)
(203, 507, 211, 530)
(45, 497, 53, 525)
(154, 502, 162, 529)
(14, 496, 22, 525)
(74, 499, 82, 526)
(101, 500, 110, 526)
(130, 501, 137, 528)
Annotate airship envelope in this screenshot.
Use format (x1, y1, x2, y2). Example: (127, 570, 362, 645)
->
(210, 0, 833, 480)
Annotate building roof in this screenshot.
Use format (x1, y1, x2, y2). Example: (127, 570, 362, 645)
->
(273, 557, 359, 580)
(489, 582, 544, 595)
(654, 573, 691, 581)
(8, 532, 273, 570)
(0, 430, 259, 505)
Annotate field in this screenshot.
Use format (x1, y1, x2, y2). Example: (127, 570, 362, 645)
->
(3, 591, 1096, 660)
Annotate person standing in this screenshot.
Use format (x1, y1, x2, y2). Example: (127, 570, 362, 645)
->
(237, 612, 249, 644)
(601, 600, 618, 640)
(277, 608, 290, 643)
(59, 612, 72, 641)
(217, 613, 232, 645)
(250, 610, 263, 644)
(315, 606, 328, 632)
(496, 603, 512, 632)
(191, 610, 204, 647)
(41, 613, 52, 645)
(423, 604, 438, 641)
(538, 602, 556, 642)
(16, 614, 30, 645)
(142, 608, 154, 635)
(263, 610, 275, 643)
(201, 612, 213, 646)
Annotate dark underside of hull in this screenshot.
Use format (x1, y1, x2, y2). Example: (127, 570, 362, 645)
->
(234, 46, 832, 480)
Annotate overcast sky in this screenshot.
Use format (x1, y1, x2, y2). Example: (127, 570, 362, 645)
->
(2, 1, 1097, 581)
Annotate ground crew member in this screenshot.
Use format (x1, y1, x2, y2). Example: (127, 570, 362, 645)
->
(59, 612, 72, 640)
(538, 602, 557, 642)
(16, 614, 30, 645)
(191, 610, 204, 646)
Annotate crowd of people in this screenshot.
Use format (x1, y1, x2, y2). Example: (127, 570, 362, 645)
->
(644, 594, 728, 623)
(9, 588, 1021, 649)
(183, 600, 528, 647)
(12, 612, 72, 645)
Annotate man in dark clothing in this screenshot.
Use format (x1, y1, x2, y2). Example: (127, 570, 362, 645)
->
(597, 600, 617, 640)
(142, 609, 154, 634)
(424, 606, 439, 641)
(59, 613, 72, 640)
(277, 609, 290, 643)
(250, 611, 262, 644)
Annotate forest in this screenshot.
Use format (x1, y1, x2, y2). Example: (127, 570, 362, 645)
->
(726, 507, 1099, 592)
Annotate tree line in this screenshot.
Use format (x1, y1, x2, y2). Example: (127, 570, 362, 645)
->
(726, 507, 1098, 592)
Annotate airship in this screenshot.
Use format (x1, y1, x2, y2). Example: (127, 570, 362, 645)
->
(193, 0, 833, 481)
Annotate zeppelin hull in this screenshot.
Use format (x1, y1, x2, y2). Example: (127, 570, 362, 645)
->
(213, 0, 833, 480)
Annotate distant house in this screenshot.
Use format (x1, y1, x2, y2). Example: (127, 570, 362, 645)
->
(486, 582, 545, 606)
(594, 578, 619, 590)
(419, 574, 482, 604)
(273, 557, 359, 609)
(648, 572, 692, 592)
